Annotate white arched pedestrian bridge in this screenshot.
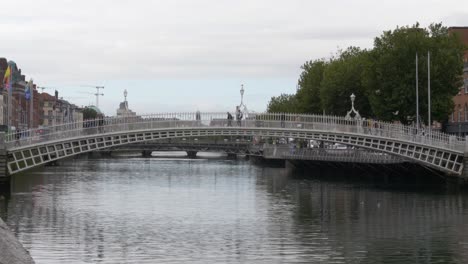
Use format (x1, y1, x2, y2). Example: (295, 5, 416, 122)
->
(2, 112, 466, 177)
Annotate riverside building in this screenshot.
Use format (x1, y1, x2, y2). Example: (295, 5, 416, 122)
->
(446, 27, 468, 136)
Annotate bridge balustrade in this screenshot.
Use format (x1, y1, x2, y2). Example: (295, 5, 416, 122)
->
(5, 112, 465, 153)
(263, 146, 405, 164)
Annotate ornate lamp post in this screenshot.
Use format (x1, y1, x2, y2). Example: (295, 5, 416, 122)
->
(345, 93, 361, 120)
(240, 84, 244, 106)
(237, 84, 248, 116)
(124, 89, 128, 110)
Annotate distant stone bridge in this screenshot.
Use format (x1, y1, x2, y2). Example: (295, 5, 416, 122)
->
(98, 140, 405, 165)
(96, 139, 260, 157)
(0, 112, 466, 178)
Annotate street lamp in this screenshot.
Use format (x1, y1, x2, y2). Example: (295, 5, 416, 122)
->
(240, 84, 244, 106)
(345, 93, 361, 120)
(237, 84, 248, 116)
(124, 89, 128, 110)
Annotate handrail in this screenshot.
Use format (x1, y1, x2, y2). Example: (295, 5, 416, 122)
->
(6, 112, 465, 152)
(263, 146, 405, 164)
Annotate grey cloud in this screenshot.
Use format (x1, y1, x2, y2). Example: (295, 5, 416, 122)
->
(1, 0, 466, 84)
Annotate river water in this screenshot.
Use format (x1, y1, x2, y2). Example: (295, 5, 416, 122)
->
(1, 155, 468, 263)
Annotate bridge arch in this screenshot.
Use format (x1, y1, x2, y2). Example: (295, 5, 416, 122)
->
(5, 125, 465, 176)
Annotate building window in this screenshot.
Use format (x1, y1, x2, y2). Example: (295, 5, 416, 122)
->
(451, 112, 455, 122)
(458, 110, 462, 122)
(465, 79, 468, 94)
(465, 105, 468, 122)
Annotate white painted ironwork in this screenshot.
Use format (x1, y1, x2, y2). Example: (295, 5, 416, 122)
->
(345, 93, 361, 120)
(238, 84, 249, 117)
(3, 112, 466, 175)
(263, 146, 405, 164)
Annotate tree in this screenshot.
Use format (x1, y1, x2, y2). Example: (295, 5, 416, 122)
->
(268, 23, 465, 123)
(363, 23, 465, 124)
(82, 107, 98, 120)
(267, 94, 299, 113)
(296, 59, 327, 114)
(320, 47, 372, 116)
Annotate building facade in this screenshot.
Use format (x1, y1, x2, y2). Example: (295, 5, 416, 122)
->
(446, 27, 468, 135)
(1, 57, 85, 131)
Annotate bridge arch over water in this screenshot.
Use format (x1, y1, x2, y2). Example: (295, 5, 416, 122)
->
(1, 112, 466, 177)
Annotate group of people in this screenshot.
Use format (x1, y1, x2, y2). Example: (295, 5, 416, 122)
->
(227, 106, 243, 127)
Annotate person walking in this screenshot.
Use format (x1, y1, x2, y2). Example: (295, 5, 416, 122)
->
(236, 106, 243, 127)
(280, 113, 286, 128)
(15, 129, 21, 146)
(196, 110, 201, 126)
(227, 112, 233, 127)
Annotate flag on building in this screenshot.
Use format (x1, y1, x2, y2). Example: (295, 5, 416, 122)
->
(25, 79, 32, 100)
(3, 65, 11, 90)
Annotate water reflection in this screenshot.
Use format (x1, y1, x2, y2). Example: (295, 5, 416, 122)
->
(1, 157, 468, 263)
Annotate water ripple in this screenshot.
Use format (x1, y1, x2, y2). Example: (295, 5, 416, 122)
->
(1, 158, 468, 263)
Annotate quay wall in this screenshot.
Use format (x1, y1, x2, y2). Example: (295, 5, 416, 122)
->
(0, 216, 35, 264)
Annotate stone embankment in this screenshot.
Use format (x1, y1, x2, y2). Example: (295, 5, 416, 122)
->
(0, 217, 35, 264)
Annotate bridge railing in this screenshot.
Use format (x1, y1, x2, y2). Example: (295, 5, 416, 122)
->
(5, 112, 465, 152)
(263, 146, 405, 164)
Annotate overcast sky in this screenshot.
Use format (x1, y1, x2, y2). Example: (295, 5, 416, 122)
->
(1, 0, 468, 115)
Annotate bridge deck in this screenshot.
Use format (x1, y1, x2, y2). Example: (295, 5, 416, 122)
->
(2, 113, 466, 176)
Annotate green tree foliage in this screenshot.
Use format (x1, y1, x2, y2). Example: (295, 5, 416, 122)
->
(267, 22, 465, 125)
(296, 60, 326, 113)
(267, 94, 299, 113)
(363, 23, 465, 124)
(320, 47, 372, 116)
(82, 107, 98, 120)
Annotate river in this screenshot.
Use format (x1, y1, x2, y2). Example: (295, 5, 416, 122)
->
(1, 155, 468, 263)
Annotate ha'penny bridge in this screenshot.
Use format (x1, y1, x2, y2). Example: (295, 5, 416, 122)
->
(0, 112, 467, 184)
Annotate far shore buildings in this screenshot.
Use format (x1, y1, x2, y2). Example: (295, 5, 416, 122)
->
(40, 91, 83, 127)
(0, 58, 41, 130)
(1, 57, 83, 131)
(446, 27, 468, 136)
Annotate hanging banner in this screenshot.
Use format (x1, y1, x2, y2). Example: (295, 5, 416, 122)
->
(3, 65, 11, 91)
(25, 79, 32, 100)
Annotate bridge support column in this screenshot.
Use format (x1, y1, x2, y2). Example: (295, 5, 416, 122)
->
(0, 132, 9, 193)
(142, 150, 153, 157)
(187, 151, 197, 158)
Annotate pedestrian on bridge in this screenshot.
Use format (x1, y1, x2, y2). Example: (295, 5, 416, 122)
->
(227, 112, 233, 127)
(196, 110, 201, 126)
(281, 113, 286, 128)
(236, 106, 243, 127)
(15, 129, 21, 146)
